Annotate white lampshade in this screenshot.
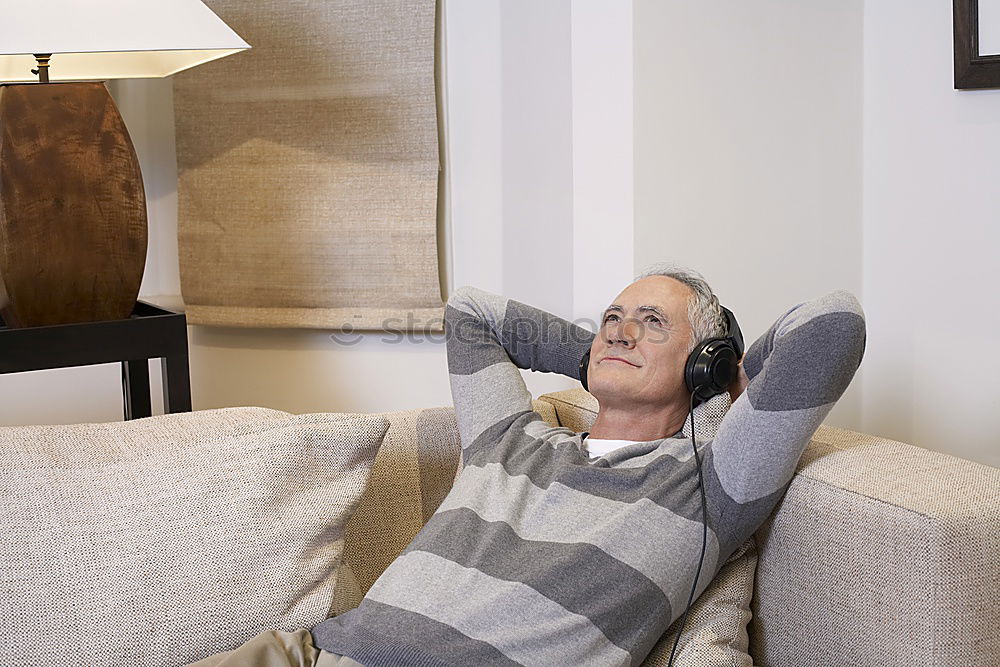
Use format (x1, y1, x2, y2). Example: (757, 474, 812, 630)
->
(0, 0, 250, 83)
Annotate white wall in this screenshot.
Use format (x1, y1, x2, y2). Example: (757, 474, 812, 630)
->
(632, 0, 865, 429)
(571, 0, 635, 325)
(499, 0, 574, 313)
(443, 0, 503, 297)
(862, 0, 1000, 467)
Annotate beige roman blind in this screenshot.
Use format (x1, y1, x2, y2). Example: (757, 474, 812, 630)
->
(174, 0, 443, 331)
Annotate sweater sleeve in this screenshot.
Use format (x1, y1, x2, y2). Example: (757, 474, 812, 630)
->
(706, 290, 866, 549)
(445, 286, 595, 452)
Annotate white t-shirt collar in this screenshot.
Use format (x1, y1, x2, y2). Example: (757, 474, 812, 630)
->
(582, 435, 643, 458)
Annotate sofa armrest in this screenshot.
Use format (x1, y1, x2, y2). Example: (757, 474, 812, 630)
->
(751, 426, 1000, 666)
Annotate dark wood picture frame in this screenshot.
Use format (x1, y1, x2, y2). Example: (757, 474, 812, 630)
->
(954, 0, 1000, 88)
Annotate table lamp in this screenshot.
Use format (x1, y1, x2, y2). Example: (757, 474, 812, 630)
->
(0, 0, 249, 328)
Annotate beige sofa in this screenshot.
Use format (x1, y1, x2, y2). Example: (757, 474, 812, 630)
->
(335, 388, 1000, 667)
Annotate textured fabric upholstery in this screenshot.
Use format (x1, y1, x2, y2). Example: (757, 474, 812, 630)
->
(751, 425, 1000, 666)
(8, 391, 993, 666)
(536, 386, 601, 433)
(0, 408, 389, 667)
(537, 388, 1000, 667)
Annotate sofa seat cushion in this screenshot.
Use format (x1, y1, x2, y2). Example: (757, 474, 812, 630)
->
(0, 408, 388, 667)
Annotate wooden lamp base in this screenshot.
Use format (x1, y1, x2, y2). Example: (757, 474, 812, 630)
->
(0, 82, 147, 328)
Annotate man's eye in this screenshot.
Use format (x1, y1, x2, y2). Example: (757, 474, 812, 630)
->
(603, 313, 662, 325)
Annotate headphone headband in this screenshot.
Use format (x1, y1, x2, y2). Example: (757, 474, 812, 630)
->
(719, 306, 745, 359)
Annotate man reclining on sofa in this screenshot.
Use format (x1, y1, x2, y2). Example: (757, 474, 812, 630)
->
(191, 264, 866, 667)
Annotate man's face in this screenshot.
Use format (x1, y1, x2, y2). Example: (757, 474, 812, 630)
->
(586, 276, 695, 409)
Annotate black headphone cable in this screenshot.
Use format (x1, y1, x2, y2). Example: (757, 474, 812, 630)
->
(666, 390, 710, 667)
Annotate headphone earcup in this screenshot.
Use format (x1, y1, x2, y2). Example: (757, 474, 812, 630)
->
(579, 349, 591, 392)
(685, 339, 738, 405)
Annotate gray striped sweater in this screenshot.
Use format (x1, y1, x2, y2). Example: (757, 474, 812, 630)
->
(313, 286, 866, 666)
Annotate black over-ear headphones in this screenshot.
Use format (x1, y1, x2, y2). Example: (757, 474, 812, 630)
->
(578, 305, 744, 404)
(684, 306, 744, 406)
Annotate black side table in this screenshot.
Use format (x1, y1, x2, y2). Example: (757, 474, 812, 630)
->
(0, 301, 191, 420)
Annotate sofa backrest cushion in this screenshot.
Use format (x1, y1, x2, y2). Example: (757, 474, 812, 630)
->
(0, 408, 388, 667)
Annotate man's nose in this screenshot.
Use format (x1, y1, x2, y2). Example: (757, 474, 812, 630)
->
(607, 319, 639, 346)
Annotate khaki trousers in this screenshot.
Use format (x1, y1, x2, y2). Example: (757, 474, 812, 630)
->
(186, 629, 364, 667)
